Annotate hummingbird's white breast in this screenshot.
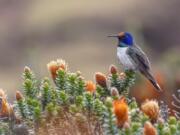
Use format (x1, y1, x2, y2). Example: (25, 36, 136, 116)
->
(117, 47, 136, 70)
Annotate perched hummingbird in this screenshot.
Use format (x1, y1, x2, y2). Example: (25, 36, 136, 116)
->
(108, 32, 162, 92)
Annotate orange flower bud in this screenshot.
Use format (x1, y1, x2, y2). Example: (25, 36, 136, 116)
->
(16, 91, 24, 101)
(141, 100, 159, 121)
(109, 65, 118, 74)
(0, 98, 10, 117)
(47, 59, 67, 80)
(47, 61, 60, 80)
(95, 72, 107, 87)
(85, 81, 96, 93)
(143, 121, 157, 135)
(113, 97, 129, 127)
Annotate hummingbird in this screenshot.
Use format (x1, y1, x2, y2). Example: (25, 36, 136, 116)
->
(108, 32, 162, 92)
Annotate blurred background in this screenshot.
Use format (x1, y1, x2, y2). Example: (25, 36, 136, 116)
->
(0, 0, 180, 108)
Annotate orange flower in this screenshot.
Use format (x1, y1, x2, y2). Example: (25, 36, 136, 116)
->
(85, 81, 96, 93)
(113, 97, 129, 127)
(143, 121, 157, 135)
(0, 98, 10, 117)
(16, 91, 24, 101)
(109, 65, 118, 74)
(141, 100, 159, 121)
(47, 59, 67, 80)
(95, 72, 107, 87)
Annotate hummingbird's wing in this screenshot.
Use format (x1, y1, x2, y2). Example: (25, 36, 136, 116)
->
(127, 45, 162, 92)
(126, 45, 151, 71)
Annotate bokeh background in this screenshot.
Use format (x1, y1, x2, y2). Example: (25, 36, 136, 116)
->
(0, 0, 180, 107)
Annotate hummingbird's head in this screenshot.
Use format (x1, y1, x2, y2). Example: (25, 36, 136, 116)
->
(108, 32, 134, 47)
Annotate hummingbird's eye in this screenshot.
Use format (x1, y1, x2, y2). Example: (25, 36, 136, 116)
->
(121, 35, 126, 39)
(118, 35, 125, 39)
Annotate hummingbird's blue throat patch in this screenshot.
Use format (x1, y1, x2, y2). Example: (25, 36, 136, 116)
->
(118, 42, 127, 47)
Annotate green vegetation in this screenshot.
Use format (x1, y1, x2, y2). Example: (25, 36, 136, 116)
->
(0, 59, 179, 135)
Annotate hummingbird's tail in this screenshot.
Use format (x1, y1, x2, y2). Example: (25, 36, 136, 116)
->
(148, 77, 162, 92)
(141, 70, 162, 92)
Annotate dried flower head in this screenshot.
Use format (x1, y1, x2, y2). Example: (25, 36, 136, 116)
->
(95, 72, 107, 87)
(76, 71, 82, 76)
(8, 104, 14, 117)
(0, 89, 6, 100)
(143, 121, 157, 135)
(119, 72, 126, 80)
(111, 87, 119, 98)
(24, 66, 31, 73)
(123, 122, 130, 129)
(16, 91, 24, 101)
(47, 59, 67, 80)
(172, 89, 180, 119)
(113, 97, 129, 127)
(159, 101, 169, 121)
(109, 65, 118, 74)
(56, 59, 67, 70)
(141, 100, 160, 121)
(157, 117, 165, 125)
(85, 81, 96, 93)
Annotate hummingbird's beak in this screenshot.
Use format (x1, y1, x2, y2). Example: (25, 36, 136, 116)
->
(107, 35, 119, 38)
